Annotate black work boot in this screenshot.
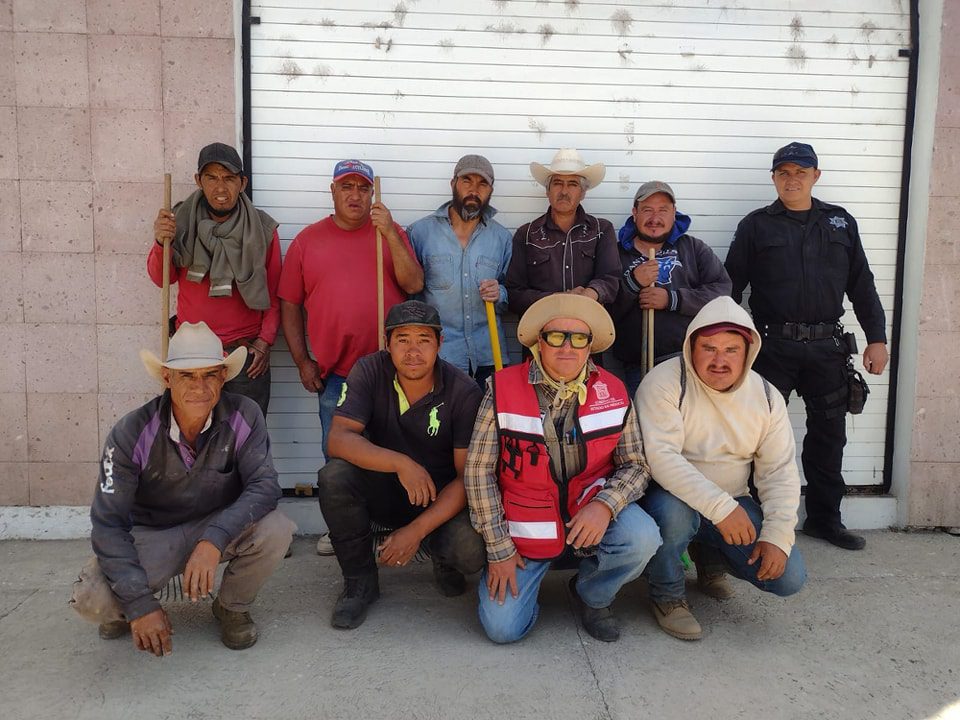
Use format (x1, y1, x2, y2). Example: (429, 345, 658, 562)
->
(432, 558, 467, 597)
(802, 521, 866, 550)
(568, 576, 620, 642)
(331, 572, 380, 630)
(212, 597, 259, 650)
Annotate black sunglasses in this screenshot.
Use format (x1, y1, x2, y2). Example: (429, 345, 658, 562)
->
(539, 330, 593, 349)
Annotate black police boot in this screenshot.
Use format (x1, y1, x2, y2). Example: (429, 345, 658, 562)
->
(331, 572, 380, 629)
(432, 558, 467, 597)
(568, 576, 620, 642)
(802, 521, 866, 551)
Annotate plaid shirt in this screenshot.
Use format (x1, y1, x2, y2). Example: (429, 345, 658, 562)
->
(464, 361, 651, 563)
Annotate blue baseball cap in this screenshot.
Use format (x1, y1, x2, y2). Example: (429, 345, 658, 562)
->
(333, 159, 375, 184)
(771, 142, 818, 171)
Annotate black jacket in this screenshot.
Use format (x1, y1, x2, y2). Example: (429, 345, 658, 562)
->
(90, 391, 281, 620)
(725, 198, 886, 344)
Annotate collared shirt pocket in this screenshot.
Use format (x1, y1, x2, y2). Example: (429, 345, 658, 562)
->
(424, 253, 455, 291)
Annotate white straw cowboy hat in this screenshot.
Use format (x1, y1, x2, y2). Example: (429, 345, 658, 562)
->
(529, 148, 606, 189)
(140, 321, 247, 382)
(517, 293, 616, 353)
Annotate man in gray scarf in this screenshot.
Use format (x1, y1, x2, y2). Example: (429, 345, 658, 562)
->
(149, 143, 281, 417)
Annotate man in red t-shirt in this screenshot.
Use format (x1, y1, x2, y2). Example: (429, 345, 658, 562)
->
(150, 143, 281, 417)
(279, 159, 424, 554)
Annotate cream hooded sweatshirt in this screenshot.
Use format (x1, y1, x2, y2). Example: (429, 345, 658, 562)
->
(636, 296, 800, 554)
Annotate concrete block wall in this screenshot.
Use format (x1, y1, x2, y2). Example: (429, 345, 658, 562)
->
(0, 0, 236, 507)
(910, 0, 960, 526)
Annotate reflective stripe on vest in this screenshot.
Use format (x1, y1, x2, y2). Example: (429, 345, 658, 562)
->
(507, 520, 559, 540)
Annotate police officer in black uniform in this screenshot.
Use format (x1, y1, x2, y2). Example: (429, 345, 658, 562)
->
(725, 142, 889, 551)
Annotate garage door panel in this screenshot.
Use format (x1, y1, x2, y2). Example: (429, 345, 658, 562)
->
(251, 0, 908, 490)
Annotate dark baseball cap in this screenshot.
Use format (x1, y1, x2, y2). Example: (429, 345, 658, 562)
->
(333, 159, 375, 184)
(197, 143, 243, 174)
(771, 142, 818, 171)
(695, 322, 753, 345)
(454, 154, 494, 185)
(384, 301, 443, 332)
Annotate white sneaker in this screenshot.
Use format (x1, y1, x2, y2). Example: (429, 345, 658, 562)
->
(316, 532, 335, 556)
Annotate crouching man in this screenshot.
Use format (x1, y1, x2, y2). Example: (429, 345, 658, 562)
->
(636, 296, 807, 641)
(317, 301, 486, 630)
(465, 294, 661, 643)
(71, 322, 295, 654)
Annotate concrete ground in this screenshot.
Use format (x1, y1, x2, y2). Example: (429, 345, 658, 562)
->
(1, 531, 958, 720)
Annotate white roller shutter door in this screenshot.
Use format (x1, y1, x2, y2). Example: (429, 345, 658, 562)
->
(249, 0, 910, 491)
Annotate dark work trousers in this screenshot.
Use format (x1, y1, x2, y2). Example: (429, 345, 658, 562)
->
(223, 344, 271, 418)
(752, 336, 849, 528)
(317, 458, 486, 579)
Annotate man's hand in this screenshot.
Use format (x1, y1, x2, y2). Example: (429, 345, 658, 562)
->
(569, 286, 599, 301)
(638, 286, 669, 310)
(370, 202, 396, 238)
(130, 608, 173, 657)
(396, 458, 437, 507)
(748, 541, 788, 581)
(631, 258, 659, 288)
(714, 505, 757, 546)
(183, 540, 221, 602)
(565, 501, 612, 549)
(153, 209, 176, 247)
(863, 342, 889, 375)
(296, 358, 324, 393)
(246, 338, 271, 379)
(479, 279, 500, 303)
(377, 524, 425, 567)
(486, 554, 526, 605)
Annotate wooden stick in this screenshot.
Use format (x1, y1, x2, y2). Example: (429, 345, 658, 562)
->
(646, 247, 656, 371)
(161, 174, 172, 361)
(374, 176, 385, 351)
(485, 300, 503, 371)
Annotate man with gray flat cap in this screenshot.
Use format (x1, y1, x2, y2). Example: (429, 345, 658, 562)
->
(70, 321, 295, 655)
(725, 141, 889, 551)
(610, 180, 731, 398)
(407, 155, 513, 388)
(150, 142, 282, 417)
(505, 148, 621, 316)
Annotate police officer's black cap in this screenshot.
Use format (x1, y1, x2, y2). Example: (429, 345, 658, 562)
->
(384, 301, 443, 332)
(771, 142, 818, 171)
(197, 142, 243, 175)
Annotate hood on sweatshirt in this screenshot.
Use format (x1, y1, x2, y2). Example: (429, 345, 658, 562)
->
(681, 296, 762, 394)
(617, 211, 692, 250)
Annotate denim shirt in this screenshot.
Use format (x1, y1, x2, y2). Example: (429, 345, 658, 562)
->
(407, 202, 513, 373)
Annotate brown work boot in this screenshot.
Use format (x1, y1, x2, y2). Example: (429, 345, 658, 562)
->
(652, 598, 703, 641)
(98, 620, 130, 640)
(697, 570, 735, 600)
(212, 597, 259, 650)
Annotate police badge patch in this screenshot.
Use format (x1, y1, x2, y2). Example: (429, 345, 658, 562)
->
(828, 216, 848, 229)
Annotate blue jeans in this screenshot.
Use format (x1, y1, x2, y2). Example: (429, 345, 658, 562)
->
(641, 485, 806, 602)
(318, 374, 347, 459)
(477, 503, 662, 644)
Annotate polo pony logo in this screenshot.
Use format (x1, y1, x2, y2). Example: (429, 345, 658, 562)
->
(427, 403, 444, 436)
(593, 381, 610, 401)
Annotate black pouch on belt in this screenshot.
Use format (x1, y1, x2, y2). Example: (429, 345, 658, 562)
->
(847, 360, 870, 415)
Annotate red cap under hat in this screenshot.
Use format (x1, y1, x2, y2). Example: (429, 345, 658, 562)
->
(694, 322, 753, 344)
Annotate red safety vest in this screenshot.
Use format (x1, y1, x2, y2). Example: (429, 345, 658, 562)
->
(492, 360, 630, 559)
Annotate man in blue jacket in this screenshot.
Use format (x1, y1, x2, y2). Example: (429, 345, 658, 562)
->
(609, 181, 731, 397)
(70, 322, 295, 655)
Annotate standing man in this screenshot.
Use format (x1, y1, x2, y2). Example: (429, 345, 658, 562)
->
(465, 294, 661, 644)
(70, 322, 295, 654)
(504, 149, 620, 316)
(407, 154, 513, 388)
(279, 160, 423, 554)
(725, 142, 889, 550)
(636, 297, 807, 641)
(317, 301, 485, 629)
(610, 181, 731, 397)
(150, 143, 281, 417)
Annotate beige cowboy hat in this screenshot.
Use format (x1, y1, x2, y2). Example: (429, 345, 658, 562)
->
(140, 321, 246, 382)
(517, 293, 616, 353)
(529, 148, 606, 189)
